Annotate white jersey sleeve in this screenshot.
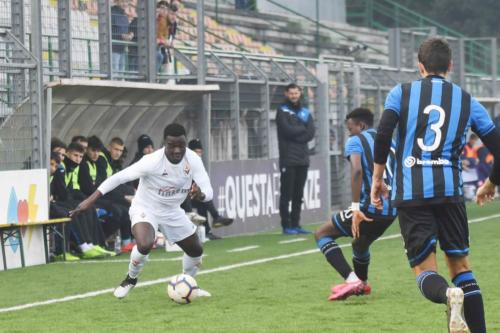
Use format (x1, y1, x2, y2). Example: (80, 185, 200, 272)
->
(97, 155, 153, 195)
(190, 153, 213, 202)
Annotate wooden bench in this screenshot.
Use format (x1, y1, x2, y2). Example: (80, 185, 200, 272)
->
(0, 218, 71, 270)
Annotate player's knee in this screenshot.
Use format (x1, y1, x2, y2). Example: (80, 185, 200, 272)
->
(352, 236, 371, 252)
(313, 229, 321, 240)
(186, 245, 203, 258)
(314, 222, 329, 240)
(136, 239, 154, 254)
(446, 255, 470, 275)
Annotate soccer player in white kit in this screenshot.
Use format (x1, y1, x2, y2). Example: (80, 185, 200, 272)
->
(70, 124, 213, 298)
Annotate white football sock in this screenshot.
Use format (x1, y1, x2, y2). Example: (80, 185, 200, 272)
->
(346, 271, 360, 283)
(183, 254, 202, 277)
(128, 245, 149, 279)
(80, 243, 92, 252)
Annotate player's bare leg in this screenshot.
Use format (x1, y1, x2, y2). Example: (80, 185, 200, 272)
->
(114, 222, 155, 299)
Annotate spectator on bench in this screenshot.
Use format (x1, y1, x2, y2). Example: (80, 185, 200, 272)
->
(51, 138, 67, 166)
(79, 136, 134, 253)
(71, 135, 88, 153)
(49, 152, 102, 260)
(64, 142, 115, 257)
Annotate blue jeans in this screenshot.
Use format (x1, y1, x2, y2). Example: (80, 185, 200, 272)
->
(112, 52, 126, 74)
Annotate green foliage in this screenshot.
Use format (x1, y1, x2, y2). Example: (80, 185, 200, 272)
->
(399, 0, 500, 40)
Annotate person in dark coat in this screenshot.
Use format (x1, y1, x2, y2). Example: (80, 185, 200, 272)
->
(276, 83, 315, 235)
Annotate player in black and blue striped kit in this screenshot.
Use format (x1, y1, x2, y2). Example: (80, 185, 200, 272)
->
(372, 38, 500, 333)
(314, 108, 397, 301)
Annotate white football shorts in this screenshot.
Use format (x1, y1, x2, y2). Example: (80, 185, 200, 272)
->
(129, 204, 196, 243)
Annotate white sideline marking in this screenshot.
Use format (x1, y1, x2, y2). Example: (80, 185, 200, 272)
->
(226, 245, 260, 253)
(0, 213, 497, 314)
(279, 238, 307, 244)
(469, 213, 500, 223)
(55, 257, 186, 265)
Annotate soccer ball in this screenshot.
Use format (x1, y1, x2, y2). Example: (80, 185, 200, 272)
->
(167, 274, 199, 304)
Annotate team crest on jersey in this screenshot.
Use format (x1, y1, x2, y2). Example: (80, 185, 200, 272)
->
(184, 162, 191, 175)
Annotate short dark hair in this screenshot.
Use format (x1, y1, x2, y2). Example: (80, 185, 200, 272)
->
(169, 2, 178, 11)
(67, 142, 85, 154)
(50, 151, 61, 164)
(157, 0, 169, 8)
(87, 135, 104, 150)
(110, 137, 124, 146)
(51, 138, 67, 151)
(163, 123, 186, 139)
(285, 83, 301, 91)
(417, 38, 451, 74)
(71, 135, 88, 144)
(346, 108, 374, 127)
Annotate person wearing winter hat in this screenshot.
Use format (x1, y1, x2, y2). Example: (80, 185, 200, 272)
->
(185, 138, 234, 240)
(128, 135, 155, 190)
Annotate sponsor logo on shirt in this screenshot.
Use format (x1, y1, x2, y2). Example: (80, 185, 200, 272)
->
(404, 156, 450, 168)
(158, 186, 190, 197)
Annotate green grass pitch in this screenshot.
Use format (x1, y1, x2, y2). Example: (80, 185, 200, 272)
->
(0, 201, 499, 332)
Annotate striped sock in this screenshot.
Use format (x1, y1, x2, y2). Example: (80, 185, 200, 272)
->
(453, 271, 486, 333)
(416, 270, 448, 304)
(316, 236, 352, 279)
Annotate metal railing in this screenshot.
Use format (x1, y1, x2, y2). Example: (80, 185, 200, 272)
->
(346, 0, 500, 76)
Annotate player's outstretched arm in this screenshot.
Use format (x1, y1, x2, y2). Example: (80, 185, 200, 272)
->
(470, 99, 500, 206)
(69, 190, 102, 217)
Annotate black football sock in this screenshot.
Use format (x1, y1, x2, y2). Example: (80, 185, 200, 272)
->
(453, 271, 486, 333)
(416, 271, 448, 304)
(316, 237, 352, 279)
(352, 249, 370, 282)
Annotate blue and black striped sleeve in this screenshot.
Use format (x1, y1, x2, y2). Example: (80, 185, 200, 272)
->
(470, 98, 495, 136)
(344, 136, 363, 159)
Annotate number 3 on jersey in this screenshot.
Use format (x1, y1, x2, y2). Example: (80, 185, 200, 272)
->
(417, 104, 446, 152)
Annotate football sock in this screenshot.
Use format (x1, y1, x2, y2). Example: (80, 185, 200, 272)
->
(128, 245, 149, 279)
(416, 271, 448, 304)
(316, 236, 352, 279)
(345, 271, 360, 283)
(352, 249, 370, 282)
(80, 243, 92, 252)
(453, 271, 486, 333)
(183, 254, 202, 277)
